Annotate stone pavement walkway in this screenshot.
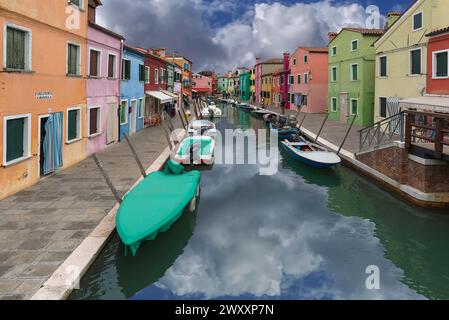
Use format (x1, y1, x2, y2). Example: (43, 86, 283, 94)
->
(0, 123, 174, 300)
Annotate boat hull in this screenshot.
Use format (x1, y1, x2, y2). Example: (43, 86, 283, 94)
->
(281, 141, 341, 169)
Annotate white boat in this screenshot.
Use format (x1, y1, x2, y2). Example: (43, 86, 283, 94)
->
(187, 120, 217, 136)
(173, 135, 216, 166)
(281, 138, 341, 169)
(202, 105, 223, 118)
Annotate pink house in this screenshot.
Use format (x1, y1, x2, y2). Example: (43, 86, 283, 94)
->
(86, 3, 124, 156)
(192, 73, 212, 98)
(289, 47, 328, 113)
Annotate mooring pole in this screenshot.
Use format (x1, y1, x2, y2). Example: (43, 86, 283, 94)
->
(178, 109, 187, 130)
(298, 114, 307, 130)
(163, 125, 174, 150)
(123, 134, 147, 178)
(315, 114, 329, 142)
(337, 115, 357, 155)
(93, 154, 123, 204)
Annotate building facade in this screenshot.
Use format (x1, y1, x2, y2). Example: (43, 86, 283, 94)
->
(192, 73, 212, 98)
(374, 0, 448, 122)
(120, 45, 145, 139)
(239, 68, 251, 101)
(426, 27, 449, 95)
(250, 68, 256, 102)
(217, 76, 228, 94)
(254, 58, 283, 104)
(289, 47, 328, 113)
(328, 28, 384, 126)
(166, 62, 175, 93)
(0, 0, 88, 199)
(261, 72, 273, 106)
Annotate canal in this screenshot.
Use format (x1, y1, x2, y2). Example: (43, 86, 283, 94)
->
(71, 105, 449, 300)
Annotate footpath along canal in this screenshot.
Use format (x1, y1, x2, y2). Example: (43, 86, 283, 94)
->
(71, 104, 449, 300)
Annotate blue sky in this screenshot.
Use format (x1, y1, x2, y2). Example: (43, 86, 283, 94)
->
(98, 0, 413, 74)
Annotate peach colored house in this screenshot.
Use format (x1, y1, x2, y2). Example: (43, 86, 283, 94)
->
(289, 47, 328, 113)
(0, 0, 88, 199)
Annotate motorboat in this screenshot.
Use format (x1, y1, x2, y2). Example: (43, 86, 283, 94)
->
(187, 119, 217, 136)
(201, 105, 223, 118)
(173, 135, 216, 166)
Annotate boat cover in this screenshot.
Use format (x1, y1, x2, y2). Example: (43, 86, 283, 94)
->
(116, 160, 201, 256)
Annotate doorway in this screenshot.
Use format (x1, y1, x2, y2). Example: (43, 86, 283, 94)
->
(130, 99, 137, 134)
(340, 93, 348, 123)
(39, 115, 49, 176)
(106, 103, 118, 144)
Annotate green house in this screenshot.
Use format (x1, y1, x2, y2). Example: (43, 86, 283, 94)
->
(218, 76, 228, 94)
(328, 28, 384, 127)
(239, 69, 251, 101)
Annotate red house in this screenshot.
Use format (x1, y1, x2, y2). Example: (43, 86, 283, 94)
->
(426, 27, 449, 95)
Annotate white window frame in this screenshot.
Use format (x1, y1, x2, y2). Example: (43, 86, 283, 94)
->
(155, 68, 159, 84)
(350, 99, 358, 115)
(351, 39, 359, 52)
(412, 11, 423, 32)
(138, 97, 145, 119)
(107, 52, 117, 79)
(331, 97, 337, 112)
(121, 58, 131, 81)
(432, 49, 449, 79)
(378, 55, 388, 78)
(69, 0, 84, 10)
(88, 47, 102, 78)
(331, 46, 337, 56)
(66, 107, 82, 144)
(120, 100, 129, 125)
(145, 66, 150, 84)
(87, 106, 102, 137)
(304, 55, 309, 64)
(304, 73, 309, 84)
(331, 66, 337, 82)
(3, 23, 33, 71)
(409, 48, 422, 76)
(67, 41, 81, 76)
(350, 63, 359, 81)
(3, 113, 32, 167)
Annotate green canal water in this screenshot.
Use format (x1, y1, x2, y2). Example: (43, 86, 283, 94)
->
(71, 105, 449, 300)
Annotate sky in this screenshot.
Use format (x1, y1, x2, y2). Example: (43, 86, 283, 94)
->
(97, 0, 413, 74)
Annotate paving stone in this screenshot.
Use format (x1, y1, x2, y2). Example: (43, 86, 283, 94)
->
(45, 240, 81, 251)
(3, 251, 42, 265)
(0, 294, 27, 300)
(18, 238, 51, 250)
(0, 266, 13, 277)
(16, 263, 60, 278)
(37, 251, 71, 263)
(14, 279, 45, 295)
(0, 279, 21, 292)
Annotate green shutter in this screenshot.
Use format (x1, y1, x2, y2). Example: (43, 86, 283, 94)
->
(6, 118, 25, 162)
(68, 110, 78, 141)
(436, 52, 448, 77)
(7, 27, 26, 70)
(411, 50, 421, 75)
(68, 44, 78, 75)
(352, 65, 358, 80)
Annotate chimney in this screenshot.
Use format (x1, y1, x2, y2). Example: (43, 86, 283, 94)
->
(283, 52, 290, 71)
(256, 57, 261, 65)
(328, 32, 338, 43)
(385, 12, 401, 29)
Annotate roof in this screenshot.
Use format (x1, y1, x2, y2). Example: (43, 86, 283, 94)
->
(264, 58, 283, 64)
(426, 26, 449, 37)
(88, 22, 124, 40)
(387, 11, 402, 17)
(300, 47, 328, 53)
(328, 28, 385, 45)
(165, 52, 193, 64)
(124, 44, 146, 57)
(261, 71, 273, 77)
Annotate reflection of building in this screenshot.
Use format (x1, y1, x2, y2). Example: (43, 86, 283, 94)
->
(192, 73, 212, 98)
(289, 47, 328, 113)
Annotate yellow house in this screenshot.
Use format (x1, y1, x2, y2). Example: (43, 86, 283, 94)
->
(261, 72, 273, 106)
(250, 67, 256, 102)
(373, 0, 449, 123)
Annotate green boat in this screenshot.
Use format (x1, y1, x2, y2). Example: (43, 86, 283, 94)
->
(116, 160, 201, 256)
(173, 136, 216, 165)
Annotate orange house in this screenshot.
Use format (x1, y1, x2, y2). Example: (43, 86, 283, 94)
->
(0, 0, 88, 199)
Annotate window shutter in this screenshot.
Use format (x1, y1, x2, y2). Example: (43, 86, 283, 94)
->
(7, 27, 26, 70)
(6, 118, 25, 162)
(89, 108, 98, 135)
(68, 110, 78, 141)
(436, 52, 448, 77)
(90, 51, 98, 77)
(411, 50, 421, 75)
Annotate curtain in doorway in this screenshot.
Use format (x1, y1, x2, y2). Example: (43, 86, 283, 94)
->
(43, 112, 63, 175)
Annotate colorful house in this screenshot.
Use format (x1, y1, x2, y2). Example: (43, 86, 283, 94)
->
(289, 47, 328, 113)
(272, 69, 283, 108)
(173, 65, 182, 96)
(120, 45, 145, 139)
(199, 71, 218, 95)
(166, 62, 175, 93)
(255, 58, 283, 104)
(192, 73, 212, 98)
(374, 1, 449, 121)
(86, 1, 124, 156)
(261, 72, 273, 106)
(0, 0, 88, 199)
(165, 53, 193, 99)
(250, 68, 256, 102)
(217, 76, 228, 94)
(328, 28, 384, 126)
(239, 68, 251, 101)
(228, 73, 238, 97)
(426, 27, 449, 96)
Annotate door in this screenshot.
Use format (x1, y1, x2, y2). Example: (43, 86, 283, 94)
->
(42, 112, 63, 176)
(130, 100, 137, 134)
(39, 116, 49, 176)
(340, 93, 348, 123)
(106, 103, 118, 144)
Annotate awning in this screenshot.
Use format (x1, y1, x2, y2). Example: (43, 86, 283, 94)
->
(145, 91, 175, 104)
(399, 96, 449, 113)
(160, 90, 178, 99)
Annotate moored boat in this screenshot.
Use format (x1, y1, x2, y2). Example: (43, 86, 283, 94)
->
(187, 119, 217, 136)
(173, 135, 216, 166)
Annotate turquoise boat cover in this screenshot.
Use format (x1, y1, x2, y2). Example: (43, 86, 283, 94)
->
(116, 160, 201, 256)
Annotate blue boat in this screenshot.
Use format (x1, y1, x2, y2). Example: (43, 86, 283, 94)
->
(280, 138, 341, 169)
(236, 103, 256, 112)
(269, 122, 299, 139)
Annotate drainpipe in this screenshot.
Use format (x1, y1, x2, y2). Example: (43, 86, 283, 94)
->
(118, 39, 124, 142)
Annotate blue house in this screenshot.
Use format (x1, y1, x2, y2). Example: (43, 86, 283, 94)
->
(120, 45, 146, 140)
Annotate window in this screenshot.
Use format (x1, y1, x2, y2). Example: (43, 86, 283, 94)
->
(67, 108, 81, 143)
(351, 40, 359, 51)
(88, 106, 101, 136)
(331, 97, 337, 112)
(120, 100, 128, 125)
(379, 56, 387, 77)
(351, 64, 358, 81)
(3, 114, 31, 166)
(108, 54, 117, 78)
(350, 99, 358, 115)
(155, 68, 159, 84)
(138, 98, 144, 118)
(5, 25, 31, 71)
(293, 59, 297, 65)
(139, 64, 145, 82)
(410, 49, 421, 75)
(413, 12, 423, 31)
(280, 76, 283, 85)
(304, 73, 309, 84)
(298, 74, 301, 84)
(433, 50, 449, 78)
(69, 0, 83, 9)
(290, 76, 294, 85)
(304, 55, 308, 63)
(67, 43, 80, 76)
(89, 49, 101, 77)
(145, 66, 150, 83)
(331, 67, 337, 82)
(122, 59, 131, 80)
(332, 46, 337, 56)
(379, 97, 387, 118)
(301, 95, 308, 106)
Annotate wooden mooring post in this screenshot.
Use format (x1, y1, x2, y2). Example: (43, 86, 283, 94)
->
(337, 115, 357, 155)
(298, 114, 307, 130)
(315, 114, 329, 142)
(92, 154, 123, 204)
(123, 134, 147, 178)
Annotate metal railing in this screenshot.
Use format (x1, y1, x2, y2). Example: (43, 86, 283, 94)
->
(359, 112, 405, 152)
